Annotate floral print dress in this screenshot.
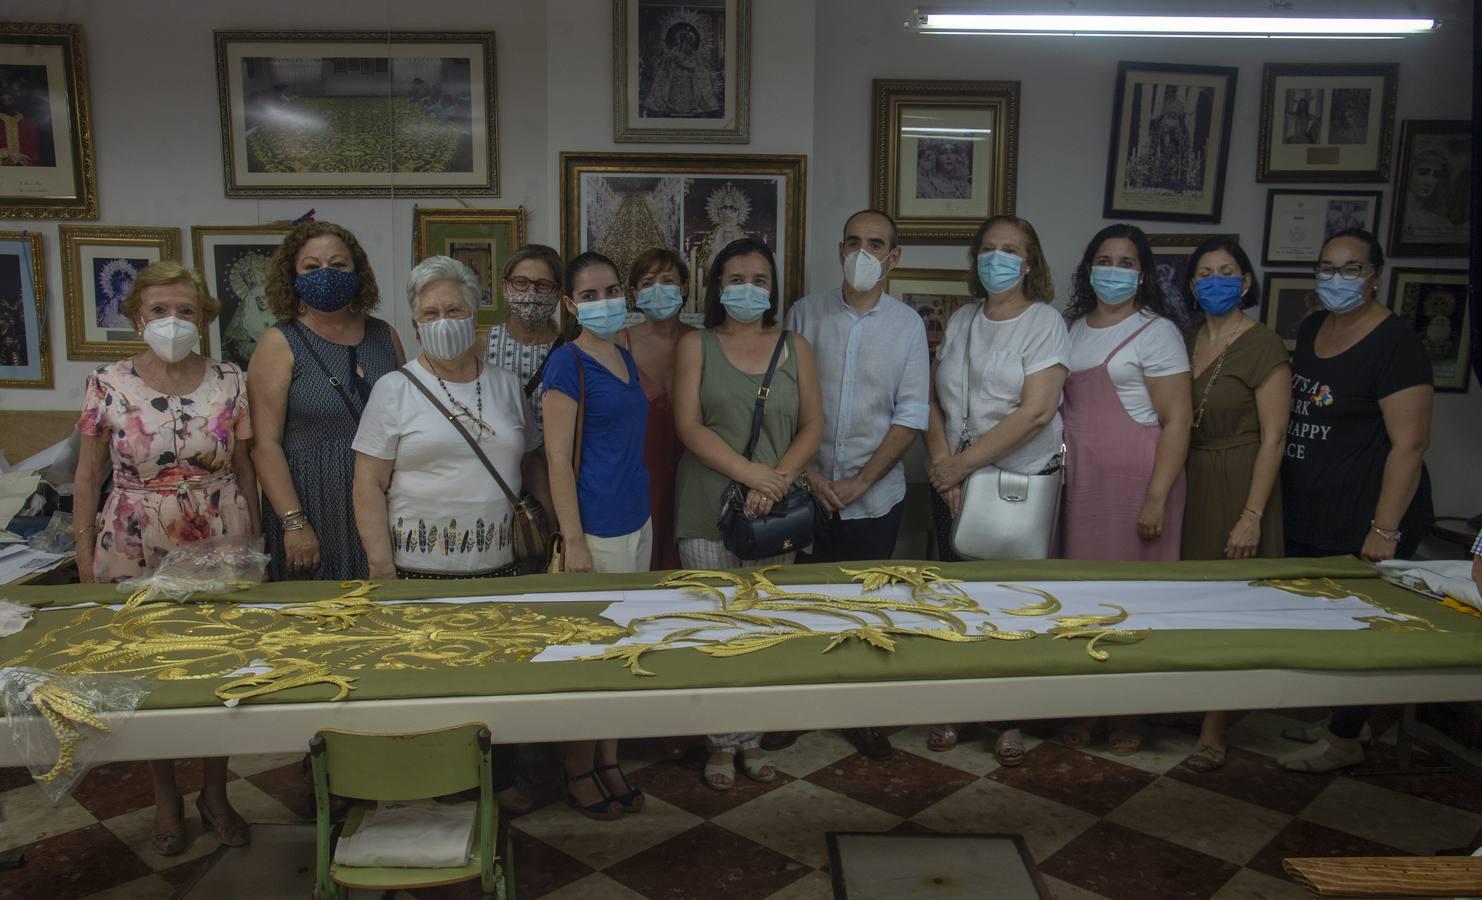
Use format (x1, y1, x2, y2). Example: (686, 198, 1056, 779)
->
(77, 359, 254, 582)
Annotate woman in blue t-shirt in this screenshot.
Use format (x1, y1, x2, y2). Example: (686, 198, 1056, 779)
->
(542, 251, 651, 820)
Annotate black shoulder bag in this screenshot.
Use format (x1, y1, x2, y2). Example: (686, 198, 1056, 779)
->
(717, 331, 821, 560)
(396, 368, 550, 575)
(288, 320, 364, 422)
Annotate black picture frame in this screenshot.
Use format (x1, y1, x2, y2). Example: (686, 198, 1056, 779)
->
(1389, 267, 1471, 392)
(1389, 119, 1471, 258)
(1261, 271, 1321, 352)
(1261, 189, 1383, 268)
(1257, 63, 1398, 183)
(1102, 61, 1238, 224)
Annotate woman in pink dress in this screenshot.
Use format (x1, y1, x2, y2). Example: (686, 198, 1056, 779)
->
(618, 247, 696, 571)
(73, 261, 259, 857)
(1057, 224, 1192, 755)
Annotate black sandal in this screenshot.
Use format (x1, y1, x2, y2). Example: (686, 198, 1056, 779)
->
(595, 762, 645, 814)
(560, 767, 623, 821)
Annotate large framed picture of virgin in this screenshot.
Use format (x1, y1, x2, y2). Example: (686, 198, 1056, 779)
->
(214, 31, 498, 197)
(1257, 63, 1397, 183)
(0, 23, 98, 219)
(1103, 62, 1237, 224)
(613, 0, 750, 143)
(191, 224, 292, 370)
(560, 152, 805, 321)
(871, 79, 1019, 243)
(0, 230, 50, 388)
(1389, 120, 1471, 258)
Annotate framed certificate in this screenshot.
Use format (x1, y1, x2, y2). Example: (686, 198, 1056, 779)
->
(1261, 190, 1382, 267)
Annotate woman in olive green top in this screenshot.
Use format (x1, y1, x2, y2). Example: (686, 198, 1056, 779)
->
(1179, 236, 1291, 772)
(673, 237, 823, 792)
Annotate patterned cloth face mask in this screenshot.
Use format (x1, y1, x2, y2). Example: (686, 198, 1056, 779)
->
(294, 268, 360, 313)
(507, 290, 561, 328)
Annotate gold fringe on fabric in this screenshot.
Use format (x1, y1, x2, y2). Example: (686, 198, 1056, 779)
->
(1254, 577, 1441, 632)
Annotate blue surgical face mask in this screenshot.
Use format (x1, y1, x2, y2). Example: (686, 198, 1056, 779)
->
(1315, 275, 1368, 313)
(294, 267, 360, 313)
(575, 296, 628, 338)
(1089, 266, 1139, 306)
(976, 250, 1024, 295)
(1193, 274, 1245, 317)
(719, 283, 772, 323)
(636, 283, 684, 321)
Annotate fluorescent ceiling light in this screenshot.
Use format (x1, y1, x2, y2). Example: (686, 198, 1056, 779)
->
(911, 11, 1439, 38)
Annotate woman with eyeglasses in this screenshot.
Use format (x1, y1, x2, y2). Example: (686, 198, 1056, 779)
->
(1176, 237, 1291, 772)
(487, 244, 566, 438)
(1278, 228, 1433, 773)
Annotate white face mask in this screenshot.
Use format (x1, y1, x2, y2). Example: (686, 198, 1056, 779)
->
(842, 249, 883, 293)
(142, 316, 199, 364)
(419, 316, 476, 360)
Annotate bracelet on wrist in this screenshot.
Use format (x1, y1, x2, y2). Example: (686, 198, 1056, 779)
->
(281, 519, 308, 533)
(278, 508, 302, 520)
(1369, 520, 1402, 542)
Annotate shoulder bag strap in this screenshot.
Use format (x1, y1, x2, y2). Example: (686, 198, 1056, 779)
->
(523, 334, 566, 398)
(568, 345, 585, 479)
(395, 368, 523, 509)
(288, 320, 363, 421)
(741, 331, 790, 462)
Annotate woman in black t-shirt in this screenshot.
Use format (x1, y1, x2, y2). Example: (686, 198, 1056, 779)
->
(1279, 228, 1434, 773)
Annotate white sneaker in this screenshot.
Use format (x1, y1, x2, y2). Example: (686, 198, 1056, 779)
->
(1280, 721, 1373, 744)
(1280, 738, 1365, 772)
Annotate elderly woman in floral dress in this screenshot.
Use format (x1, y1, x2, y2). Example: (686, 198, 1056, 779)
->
(73, 261, 258, 857)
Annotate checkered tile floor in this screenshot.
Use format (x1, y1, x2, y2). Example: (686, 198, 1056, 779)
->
(2, 710, 1478, 899)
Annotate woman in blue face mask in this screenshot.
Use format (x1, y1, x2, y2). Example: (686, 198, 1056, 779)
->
(1058, 223, 1192, 757)
(541, 251, 652, 820)
(1175, 237, 1292, 772)
(1277, 229, 1434, 774)
(672, 238, 824, 791)
(617, 247, 697, 571)
(248, 221, 405, 583)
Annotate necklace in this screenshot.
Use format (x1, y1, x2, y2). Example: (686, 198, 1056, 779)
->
(430, 360, 494, 439)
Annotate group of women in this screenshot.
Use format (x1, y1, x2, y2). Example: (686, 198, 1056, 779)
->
(70, 212, 1434, 851)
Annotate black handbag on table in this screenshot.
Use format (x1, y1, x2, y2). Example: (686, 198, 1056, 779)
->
(717, 331, 821, 560)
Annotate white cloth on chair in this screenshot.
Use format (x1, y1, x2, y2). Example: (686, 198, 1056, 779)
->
(332, 799, 476, 868)
(1376, 559, 1481, 611)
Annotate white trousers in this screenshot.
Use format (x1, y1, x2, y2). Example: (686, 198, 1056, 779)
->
(587, 519, 653, 574)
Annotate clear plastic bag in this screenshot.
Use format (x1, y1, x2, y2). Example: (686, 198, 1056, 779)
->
(27, 510, 75, 554)
(116, 534, 270, 606)
(0, 666, 153, 802)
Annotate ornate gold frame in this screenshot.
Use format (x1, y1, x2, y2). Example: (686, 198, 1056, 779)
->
(0, 230, 51, 388)
(870, 79, 1019, 244)
(412, 206, 527, 331)
(59, 225, 187, 361)
(559, 151, 807, 301)
(0, 23, 99, 219)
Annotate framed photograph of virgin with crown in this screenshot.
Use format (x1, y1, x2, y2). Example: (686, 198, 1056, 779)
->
(612, 0, 750, 143)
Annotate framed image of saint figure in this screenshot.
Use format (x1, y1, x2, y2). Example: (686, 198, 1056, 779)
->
(1389, 120, 1470, 258)
(60, 225, 188, 361)
(191, 224, 293, 369)
(0, 23, 98, 219)
(613, 0, 750, 143)
(0, 230, 50, 388)
(1257, 63, 1397, 183)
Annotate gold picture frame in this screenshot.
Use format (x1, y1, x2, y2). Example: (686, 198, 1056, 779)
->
(560, 151, 806, 316)
(60, 225, 188, 361)
(0, 230, 51, 388)
(884, 266, 974, 356)
(190, 223, 294, 370)
(870, 79, 1019, 244)
(0, 22, 98, 219)
(411, 207, 527, 331)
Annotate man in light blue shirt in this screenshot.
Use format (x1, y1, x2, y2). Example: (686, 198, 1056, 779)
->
(785, 209, 930, 562)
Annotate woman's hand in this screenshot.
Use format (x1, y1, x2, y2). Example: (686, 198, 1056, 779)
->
(1136, 496, 1166, 541)
(283, 524, 321, 575)
(564, 536, 594, 573)
(928, 455, 969, 494)
(942, 484, 964, 519)
(1224, 512, 1261, 560)
(1359, 529, 1399, 563)
(741, 463, 789, 504)
(745, 488, 776, 519)
(367, 561, 398, 581)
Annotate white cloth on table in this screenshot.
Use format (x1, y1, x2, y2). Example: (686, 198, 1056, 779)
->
(332, 799, 476, 868)
(1375, 559, 1481, 611)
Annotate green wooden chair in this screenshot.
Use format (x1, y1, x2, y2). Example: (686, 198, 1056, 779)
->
(309, 723, 513, 900)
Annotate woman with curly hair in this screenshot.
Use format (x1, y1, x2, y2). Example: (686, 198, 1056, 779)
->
(248, 221, 405, 581)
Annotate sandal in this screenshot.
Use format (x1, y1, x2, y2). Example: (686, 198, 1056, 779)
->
(561, 767, 624, 820)
(196, 796, 250, 848)
(1184, 744, 1226, 773)
(1108, 720, 1142, 757)
(1280, 739, 1364, 773)
(704, 754, 736, 792)
(1056, 719, 1093, 750)
(595, 762, 645, 814)
(739, 749, 777, 783)
(153, 796, 188, 857)
(994, 729, 1025, 767)
(927, 724, 960, 752)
